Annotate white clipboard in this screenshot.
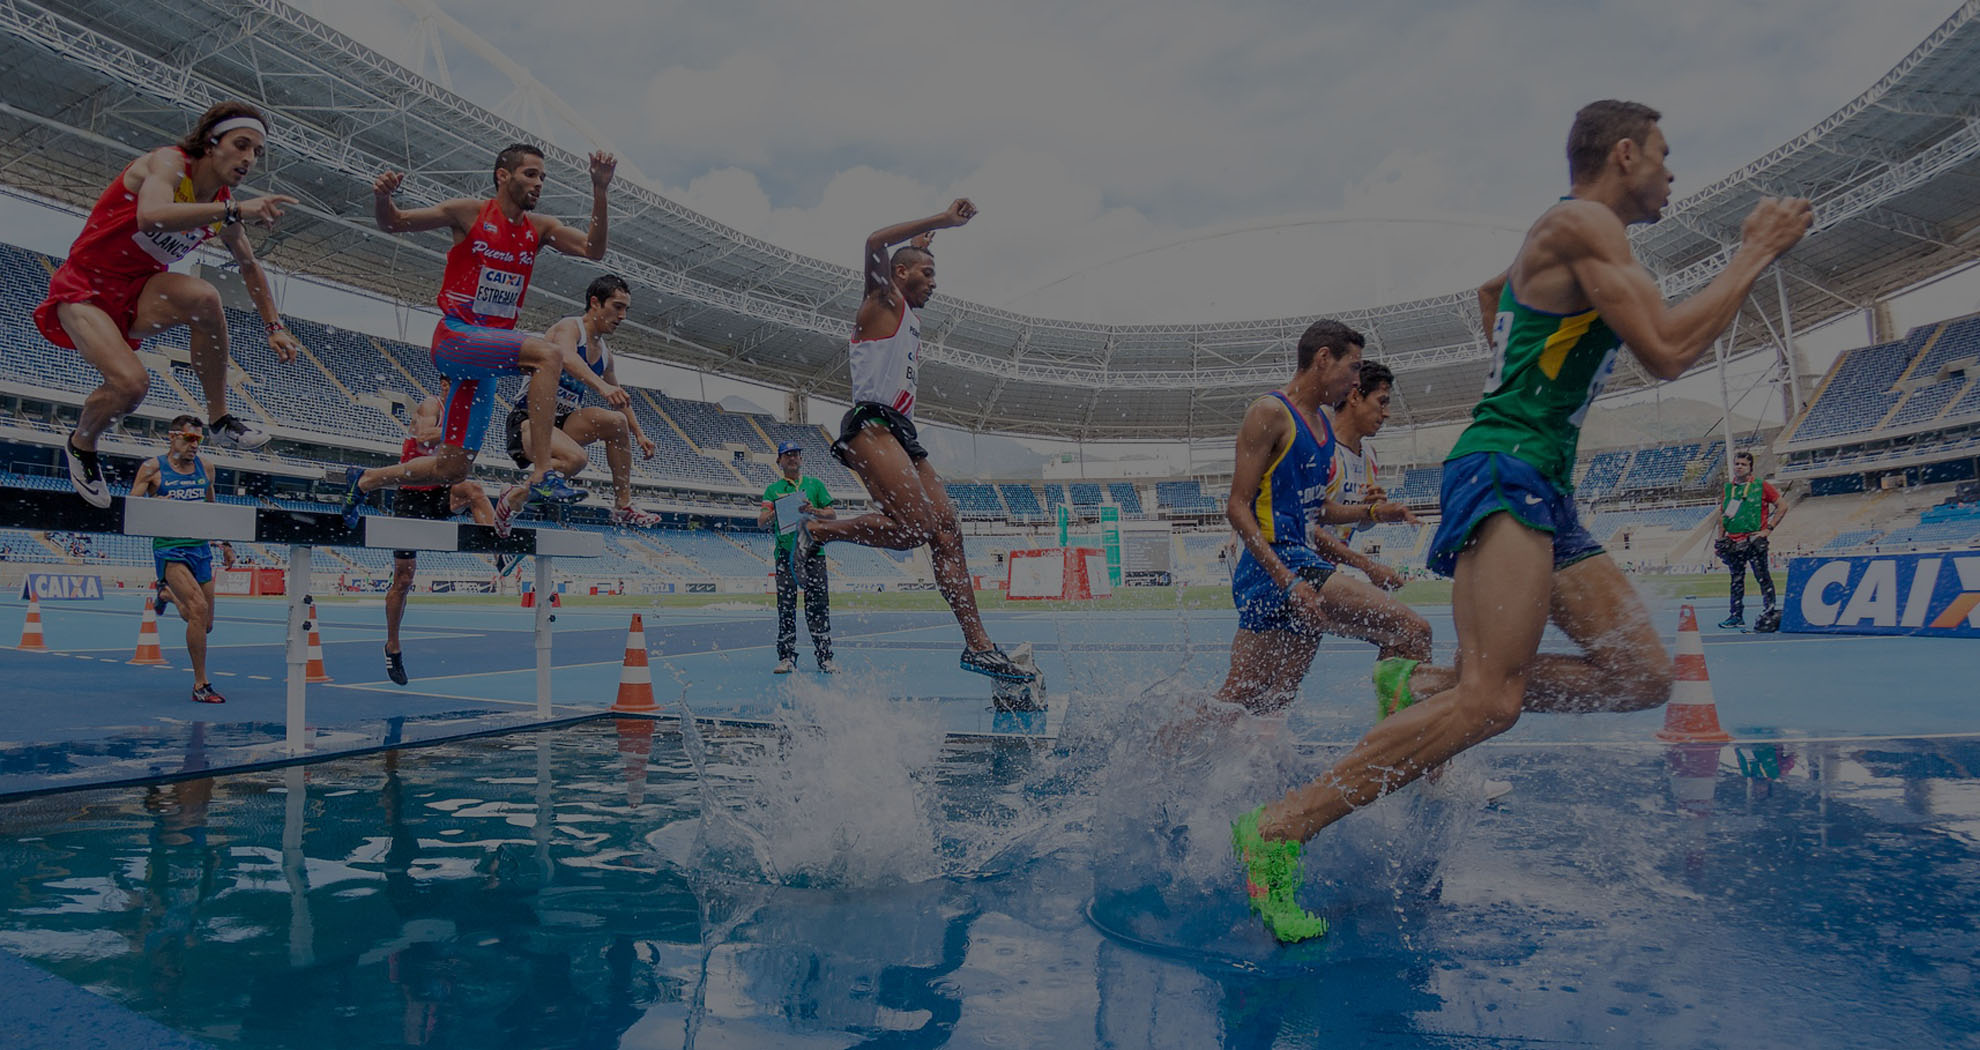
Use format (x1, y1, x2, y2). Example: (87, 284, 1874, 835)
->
(774, 492, 803, 535)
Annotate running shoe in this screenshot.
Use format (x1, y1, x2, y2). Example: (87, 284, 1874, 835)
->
(207, 413, 270, 451)
(611, 504, 662, 528)
(817, 657, 838, 674)
(1373, 656, 1420, 721)
(66, 435, 110, 508)
(493, 486, 523, 539)
(1716, 615, 1744, 630)
(960, 645, 1038, 683)
(527, 470, 588, 505)
(338, 466, 366, 529)
(385, 649, 408, 686)
(153, 589, 170, 616)
(773, 657, 795, 674)
(1231, 805, 1327, 943)
(191, 683, 226, 705)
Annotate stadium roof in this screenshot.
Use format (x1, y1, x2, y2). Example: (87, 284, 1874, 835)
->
(4, 0, 1980, 440)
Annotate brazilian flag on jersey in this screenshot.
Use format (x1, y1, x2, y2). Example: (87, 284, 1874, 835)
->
(1447, 283, 1624, 490)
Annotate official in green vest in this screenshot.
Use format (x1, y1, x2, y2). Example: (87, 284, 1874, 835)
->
(759, 441, 836, 673)
(1714, 450, 1784, 629)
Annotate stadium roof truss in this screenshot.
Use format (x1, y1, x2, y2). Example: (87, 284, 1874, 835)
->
(4, 0, 1980, 439)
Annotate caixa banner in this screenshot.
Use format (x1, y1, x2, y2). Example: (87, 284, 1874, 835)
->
(19, 574, 103, 600)
(1784, 553, 1980, 637)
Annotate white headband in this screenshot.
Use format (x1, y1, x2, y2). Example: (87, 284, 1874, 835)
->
(208, 116, 267, 141)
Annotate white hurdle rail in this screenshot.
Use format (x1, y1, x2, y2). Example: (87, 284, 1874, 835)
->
(17, 490, 602, 756)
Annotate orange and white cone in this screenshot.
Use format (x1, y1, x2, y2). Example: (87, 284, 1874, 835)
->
(129, 598, 168, 665)
(1665, 742, 1724, 818)
(304, 621, 333, 683)
(1657, 604, 1732, 743)
(611, 613, 656, 714)
(16, 594, 47, 652)
(616, 717, 654, 806)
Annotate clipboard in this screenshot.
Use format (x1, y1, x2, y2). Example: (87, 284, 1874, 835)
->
(774, 492, 803, 535)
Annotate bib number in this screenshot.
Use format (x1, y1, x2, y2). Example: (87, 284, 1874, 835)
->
(472, 267, 526, 319)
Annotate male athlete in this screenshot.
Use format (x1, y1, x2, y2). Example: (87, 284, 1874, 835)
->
(792, 201, 1033, 682)
(1312, 361, 1409, 592)
(341, 143, 622, 535)
(1232, 100, 1812, 941)
(1213, 326, 1420, 720)
(37, 101, 302, 507)
(130, 416, 225, 704)
(383, 396, 499, 685)
(1715, 450, 1784, 629)
(502, 274, 661, 527)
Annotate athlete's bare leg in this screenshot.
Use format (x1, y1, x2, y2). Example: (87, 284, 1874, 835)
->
(811, 425, 994, 650)
(358, 445, 474, 492)
(503, 338, 567, 512)
(163, 561, 213, 687)
(56, 302, 152, 450)
(1257, 512, 1552, 843)
(561, 407, 633, 507)
(385, 555, 415, 655)
(129, 272, 234, 427)
(1301, 573, 1433, 663)
(1216, 630, 1323, 716)
(449, 481, 495, 526)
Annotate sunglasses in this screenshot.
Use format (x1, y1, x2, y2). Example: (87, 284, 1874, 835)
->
(173, 431, 204, 443)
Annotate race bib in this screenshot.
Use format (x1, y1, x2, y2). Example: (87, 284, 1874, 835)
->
(472, 267, 525, 319)
(1724, 498, 1743, 520)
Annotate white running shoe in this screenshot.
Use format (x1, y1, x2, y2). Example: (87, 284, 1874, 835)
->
(773, 657, 795, 674)
(65, 436, 111, 508)
(611, 504, 662, 527)
(207, 413, 271, 451)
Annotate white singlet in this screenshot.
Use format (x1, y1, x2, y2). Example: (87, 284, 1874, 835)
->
(849, 301, 919, 418)
(1325, 437, 1378, 545)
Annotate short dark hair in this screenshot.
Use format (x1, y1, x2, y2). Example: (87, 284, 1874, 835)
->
(1735, 450, 1755, 465)
(1567, 100, 1662, 184)
(1354, 360, 1395, 398)
(1296, 319, 1365, 372)
(178, 101, 266, 159)
(891, 245, 932, 272)
(493, 143, 545, 187)
(586, 273, 630, 309)
(167, 414, 203, 433)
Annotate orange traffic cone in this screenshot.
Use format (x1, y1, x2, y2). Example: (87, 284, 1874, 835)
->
(550, 591, 561, 608)
(304, 621, 332, 683)
(16, 594, 47, 652)
(611, 613, 656, 713)
(1657, 604, 1732, 743)
(129, 597, 168, 665)
(616, 718, 654, 806)
(521, 590, 536, 608)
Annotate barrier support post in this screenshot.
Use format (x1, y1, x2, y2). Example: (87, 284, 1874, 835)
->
(535, 555, 553, 718)
(286, 545, 313, 756)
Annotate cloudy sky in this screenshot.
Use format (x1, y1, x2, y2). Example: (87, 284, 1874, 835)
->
(303, 0, 1966, 325)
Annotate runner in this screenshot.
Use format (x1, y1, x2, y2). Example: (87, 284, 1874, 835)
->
(1231, 100, 1812, 942)
(383, 396, 499, 685)
(501, 274, 661, 527)
(1211, 325, 1421, 720)
(36, 101, 301, 507)
(341, 143, 622, 535)
(129, 416, 224, 704)
(793, 202, 1033, 682)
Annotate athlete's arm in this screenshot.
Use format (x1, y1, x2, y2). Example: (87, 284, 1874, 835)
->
(1309, 524, 1402, 590)
(216, 224, 301, 364)
(130, 149, 296, 232)
(1761, 481, 1783, 534)
(371, 171, 480, 235)
(1561, 198, 1811, 381)
(534, 152, 615, 261)
(1226, 398, 1301, 590)
(548, 319, 630, 409)
(601, 360, 653, 458)
(409, 399, 443, 445)
(203, 459, 217, 503)
(130, 458, 161, 498)
(1477, 270, 1508, 336)
(853, 200, 977, 337)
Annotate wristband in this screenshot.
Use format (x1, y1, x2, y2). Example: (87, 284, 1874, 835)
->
(265, 319, 286, 334)
(223, 198, 241, 226)
(1283, 576, 1305, 601)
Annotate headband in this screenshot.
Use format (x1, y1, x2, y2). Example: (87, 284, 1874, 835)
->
(208, 116, 267, 141)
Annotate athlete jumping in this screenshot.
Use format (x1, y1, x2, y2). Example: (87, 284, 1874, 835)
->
(37, 101, 301, 507)
(341, 143, 622, 536)
(792, 201, 1034, 682)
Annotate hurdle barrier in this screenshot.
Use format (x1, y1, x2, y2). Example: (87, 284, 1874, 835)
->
(5, 489, 601, 756)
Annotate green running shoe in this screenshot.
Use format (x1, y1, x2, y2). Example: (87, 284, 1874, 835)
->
(1374, 657, 1421, 721)
(1230, 805, 1328, 943)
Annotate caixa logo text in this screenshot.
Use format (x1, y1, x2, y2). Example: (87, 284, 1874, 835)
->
(1788, 554, 1980, 636)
